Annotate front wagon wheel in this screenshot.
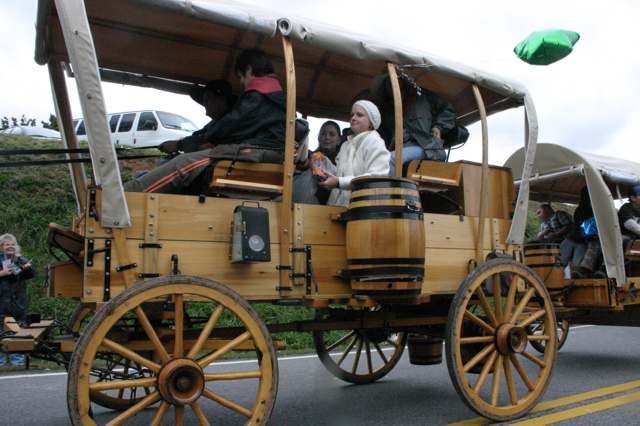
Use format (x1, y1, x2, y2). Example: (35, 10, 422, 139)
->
(445, 260, 557, 421)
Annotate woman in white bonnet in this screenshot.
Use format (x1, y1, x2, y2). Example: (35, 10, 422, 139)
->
(318, 100, 390, 206)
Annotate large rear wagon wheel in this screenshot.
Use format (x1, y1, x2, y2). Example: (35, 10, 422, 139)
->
(445, 259, 557, 421)
(67, 276, 278, 425)
(529, 319, 569, 354)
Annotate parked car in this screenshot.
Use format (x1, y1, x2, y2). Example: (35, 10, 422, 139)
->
(1, 125, 61, 139)
(73, 110, 198, 147)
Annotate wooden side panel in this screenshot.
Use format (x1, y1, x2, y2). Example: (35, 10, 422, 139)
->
(564, 279, 613, 306)
(48, 260, 83, 298)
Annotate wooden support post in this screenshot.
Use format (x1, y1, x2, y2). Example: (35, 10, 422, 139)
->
(278, 36, 297, 295)
(48, 60, 87, 213)
(472, 84, 489, 264)
(387, 63, 404, 177)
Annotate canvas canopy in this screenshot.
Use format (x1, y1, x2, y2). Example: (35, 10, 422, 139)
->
(504, 143, 640, 285)
(35, 0, 538, 235)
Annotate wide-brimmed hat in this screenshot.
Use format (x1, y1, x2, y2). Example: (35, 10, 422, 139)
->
(189, 80, 236, 108)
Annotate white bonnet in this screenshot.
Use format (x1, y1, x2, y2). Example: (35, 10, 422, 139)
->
(353, 100, 381, 130)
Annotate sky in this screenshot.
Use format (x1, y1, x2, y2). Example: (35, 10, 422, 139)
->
(2, 0, 639, 166)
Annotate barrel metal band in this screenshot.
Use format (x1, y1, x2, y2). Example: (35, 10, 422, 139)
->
(350, 193, 420, 203)
(352, 180, 417, 191)
(342, 206, 423, 222)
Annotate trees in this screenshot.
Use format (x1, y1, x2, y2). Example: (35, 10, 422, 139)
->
(1, 114, 58, 130)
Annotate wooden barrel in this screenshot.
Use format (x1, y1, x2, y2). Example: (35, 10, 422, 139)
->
(344, 176, 425, 296)
(407, 335, 443, 365)
(523, 243, 564, 293)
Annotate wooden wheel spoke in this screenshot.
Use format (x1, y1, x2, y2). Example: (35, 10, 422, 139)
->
(204, 370, 262, 381)
(90, 376, 156, 392)
(460, 335, 494, 344)
(190, 401, 210, 425)
(517, 308, 547, 329)
(508, 287, 536, 324)
(475, 287, 500, 328)
(521, 350, 546, 367)
(509, 354, 535, 391)
(202, 388, 253, 418)
(134, 306, 171, 364)
(350, 337, 364, 374)
(464, 343, 495, 373)
(385, 335, 400, 349)
(365, 341, 373, 374)
(335, 335, 358, 367)
(149, 401, 171, 426)
(473, 350, 498, 393)
(175, 405, 184, 424)
(490, 355, 504, 406)
(326, 331, 356, 352)
(106, 391, 162, 425)
(198, 331, 252, 368)
(503, 356, 518, 405)
(102, 337, 161, 374)
(528, 334, 551, 342)
(373, 341, 389, 363)
(503, 274, 520, 315)
(174, 294, 184, 358)
(463, 310, 495, 335)
(187, 304, 224, 359)
(491, 275, 504, 322)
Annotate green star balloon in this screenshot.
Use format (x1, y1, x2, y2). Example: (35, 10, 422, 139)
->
(514, 29, 580, 65)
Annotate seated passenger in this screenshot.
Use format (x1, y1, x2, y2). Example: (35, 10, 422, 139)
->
(158, 79, 237, 155)
(369, 71, 456, 171)
(567, 187, 605, 279)
(528, 204, 572, 244)
(124, 48, 286, 194)
(317, 100, 390, 207)
(618, 185, 640, 251)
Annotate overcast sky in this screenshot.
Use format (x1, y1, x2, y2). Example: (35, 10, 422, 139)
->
(2, 0, 639, 166)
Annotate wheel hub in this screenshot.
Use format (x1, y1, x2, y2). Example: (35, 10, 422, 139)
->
(157, 358, 205, 405)
(495, 323, 527, 355)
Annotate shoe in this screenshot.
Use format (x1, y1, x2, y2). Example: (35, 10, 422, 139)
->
(594, 269, 607, 279)
(571, 270, 584, 279)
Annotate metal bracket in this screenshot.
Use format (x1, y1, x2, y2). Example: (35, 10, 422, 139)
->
(276, 265, 293, 270)
(88, 190, 99, 222)
(138, 273, 162, 279)
(86, 239, 111, 267)
(115, 263, 137, 272)
(138, 243, 163, 248)
(276, 286, 293, 291)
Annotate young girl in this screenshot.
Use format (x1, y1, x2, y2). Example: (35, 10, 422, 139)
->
(318, 100, 390, 206)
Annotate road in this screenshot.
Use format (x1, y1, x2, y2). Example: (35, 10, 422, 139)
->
(1, 325, 639, 425)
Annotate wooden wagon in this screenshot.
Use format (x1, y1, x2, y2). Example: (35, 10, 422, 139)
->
(1, 0, 563, 423)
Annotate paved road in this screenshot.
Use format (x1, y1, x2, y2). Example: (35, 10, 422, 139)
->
(1, 325, 639, 425)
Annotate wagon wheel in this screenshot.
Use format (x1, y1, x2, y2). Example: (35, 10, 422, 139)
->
(528, 319, 570, 354)
(67, 276, 278, 425)
(445, 259, 557, 421)
(67, 302, 96, 334)
(313, 308, 407, 384)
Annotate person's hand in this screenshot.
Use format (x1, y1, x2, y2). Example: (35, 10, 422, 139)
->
(317, 170, 339, 191)
(432, 127, 442, 138)
(21, 260, 32, 269)
(197, 143, 213, 151)
(0, 267, 12, 277)
(158, 140, 180, 153)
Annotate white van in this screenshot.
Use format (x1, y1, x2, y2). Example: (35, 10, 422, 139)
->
(73, 110, 199, 147)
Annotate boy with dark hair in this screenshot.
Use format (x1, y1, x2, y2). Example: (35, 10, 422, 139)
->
(124, 48, 286, 194)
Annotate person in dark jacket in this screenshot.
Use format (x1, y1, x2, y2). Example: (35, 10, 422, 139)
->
(124, 48, 286, 193)
(369, 71, 456, 171)
(158, 79, 238, 154)
(0, 233, 35, 366)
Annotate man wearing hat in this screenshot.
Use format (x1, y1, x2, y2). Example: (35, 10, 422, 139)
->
(370, 72, 456, 169)
(158, 79, 237, 154)
(124, 48, 287, 194)
(618, 185, 640, 251)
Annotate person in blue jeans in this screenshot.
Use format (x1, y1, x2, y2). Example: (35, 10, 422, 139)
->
(369, 71, 456, 172)
(0, 234, 35, 366)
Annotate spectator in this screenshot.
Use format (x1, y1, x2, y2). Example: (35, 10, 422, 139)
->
(369, 71, 456, 171)
(124, 48, 286, 194)
(0, 234, 35, 366)
(318, 100, 390, 207)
